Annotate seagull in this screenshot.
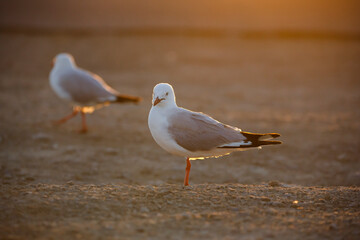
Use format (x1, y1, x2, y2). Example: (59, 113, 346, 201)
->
(49, 53, 141, 133)
(148, 83, 282, 186)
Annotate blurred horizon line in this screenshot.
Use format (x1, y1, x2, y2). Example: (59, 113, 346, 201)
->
(1, 26, 360, 41)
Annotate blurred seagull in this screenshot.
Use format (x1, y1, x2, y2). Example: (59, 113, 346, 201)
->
(148, 83, 282, 186)
(50, 53, 141, 133)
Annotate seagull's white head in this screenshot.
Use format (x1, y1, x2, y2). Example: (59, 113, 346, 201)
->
(52, 53, 76, 69)
(152, 83, 176, 107)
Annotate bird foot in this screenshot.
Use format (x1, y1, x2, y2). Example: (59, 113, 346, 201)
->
(182, 185, 193, 190)
(52, 119, 66, 126)
(78, 128, 88, 134)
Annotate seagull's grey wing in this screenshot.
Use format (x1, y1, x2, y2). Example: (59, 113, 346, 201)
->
(167, 109, 245, 151)
(59, 69, 117, 104)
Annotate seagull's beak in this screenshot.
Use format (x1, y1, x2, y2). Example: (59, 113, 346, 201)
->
(153, 97, 164, 106)
(51, 58, 55, 68)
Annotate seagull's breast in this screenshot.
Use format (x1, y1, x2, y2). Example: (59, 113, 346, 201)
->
(148, 107, 188, 156)
(49, 68, 73, 101)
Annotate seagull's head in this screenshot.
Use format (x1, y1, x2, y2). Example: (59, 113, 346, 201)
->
(152, 83, 176, 107)
(52, 53, 76, 68)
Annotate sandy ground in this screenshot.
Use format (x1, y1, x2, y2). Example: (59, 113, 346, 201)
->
(0, 33, 360, 239)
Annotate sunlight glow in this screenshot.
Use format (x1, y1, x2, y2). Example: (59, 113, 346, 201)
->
(73, 102, 111, 114)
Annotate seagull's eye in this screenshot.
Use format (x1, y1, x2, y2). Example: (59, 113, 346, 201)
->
(166, 92, 169, 96)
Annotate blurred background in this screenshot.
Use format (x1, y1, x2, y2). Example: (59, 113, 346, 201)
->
(0, 0, 360, 187)
(1, 0, 360, 33)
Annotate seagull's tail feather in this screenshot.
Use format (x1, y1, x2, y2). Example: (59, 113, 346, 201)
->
(218, 131, 282, 149)
(241, 131, 280, 141)
(258, 140, 283, 146)
(114, 94, 142, 104)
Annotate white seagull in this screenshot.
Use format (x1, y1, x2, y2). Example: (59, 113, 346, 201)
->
(148, 83, 282, 186)
(50, 53, 141, 133)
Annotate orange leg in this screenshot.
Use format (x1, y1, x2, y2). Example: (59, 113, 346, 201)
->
(78, 111, 88, 133)
(184, 158, 191, 186)
(53, 109, 79, 125)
